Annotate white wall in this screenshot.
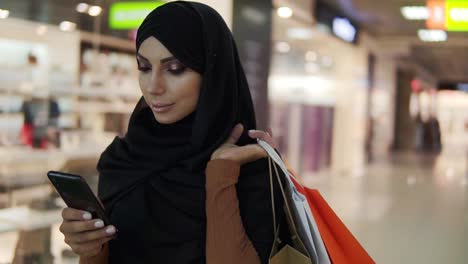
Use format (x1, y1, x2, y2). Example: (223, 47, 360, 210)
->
(0, 18, 80, 88)
(371, 56, 397, 157)
(328, 39, 368, 176)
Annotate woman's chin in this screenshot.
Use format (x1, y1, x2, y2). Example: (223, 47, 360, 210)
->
(152, 111, 184, 125)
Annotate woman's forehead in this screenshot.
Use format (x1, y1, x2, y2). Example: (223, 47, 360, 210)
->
(138, 36, 173, 61)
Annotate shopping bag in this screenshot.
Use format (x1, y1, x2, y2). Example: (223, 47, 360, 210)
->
(259, 140, 330, 264)
(267, 157, 312, 264)
(285, 160, 376, 264)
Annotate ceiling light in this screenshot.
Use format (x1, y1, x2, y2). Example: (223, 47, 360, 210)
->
(0, 9, 10, 19)
(36, 25, 48, 35)
(275, 42, 291, 53)
(88, 5, 102, 16)
(305, 51, 318, 62)
(401, 6, 429, 20)
(333, 17, 357, 43)
(449, 7, 468, 22)
(76, 3, 89, 13)
(277, 7, 293, 18)
(418, 29, 447, 42)
(59, 21, 77, 32)
(287, 28, 314, 39)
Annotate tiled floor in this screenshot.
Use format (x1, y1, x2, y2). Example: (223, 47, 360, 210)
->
(302, 152, 468, 264)
(0, 152, 466, 264)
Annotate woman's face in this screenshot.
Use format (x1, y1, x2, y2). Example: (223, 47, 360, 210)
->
(137, 37, 202, 124)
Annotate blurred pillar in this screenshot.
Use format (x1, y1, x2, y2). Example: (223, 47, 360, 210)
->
(393, 69, 417, 151)
(232, 0, 272, 130)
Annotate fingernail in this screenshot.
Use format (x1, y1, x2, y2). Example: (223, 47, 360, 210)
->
(95, 220, 104, 228)
(106, 226, 116, 234)
(83, 212, 92, 220)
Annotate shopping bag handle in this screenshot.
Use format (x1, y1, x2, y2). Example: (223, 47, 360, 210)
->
(260, 138, 300, 239)
(260, 138, 310, 258)
(258, 139, 307, 189)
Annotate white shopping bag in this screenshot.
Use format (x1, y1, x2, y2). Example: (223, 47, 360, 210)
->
(258, 139, 331, 264)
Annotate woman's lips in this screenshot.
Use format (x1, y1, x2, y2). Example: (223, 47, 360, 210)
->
(151, 103, 175, 113)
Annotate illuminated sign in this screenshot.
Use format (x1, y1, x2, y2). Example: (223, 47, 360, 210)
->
(425, 0, 468, 31)
(427, 0, 446, 29)
(109, 1, 164, 30)
(315, 2, 359, 44)
(332, 17, 357, 43)
(446, 0, 468, 31)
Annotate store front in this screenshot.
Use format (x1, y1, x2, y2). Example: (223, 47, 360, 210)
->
(269, 3, 371, 178)
(0, 17, 139, 263)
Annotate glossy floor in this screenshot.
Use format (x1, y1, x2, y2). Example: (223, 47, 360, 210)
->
(301, 152, 468, 264)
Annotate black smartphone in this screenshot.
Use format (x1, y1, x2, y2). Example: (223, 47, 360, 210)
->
(47, 171, 111, 225)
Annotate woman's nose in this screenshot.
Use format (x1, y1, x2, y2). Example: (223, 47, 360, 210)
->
(148, 71, 165, 95)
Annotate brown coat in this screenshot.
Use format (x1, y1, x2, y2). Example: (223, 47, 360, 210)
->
(80, 159, 260, 264)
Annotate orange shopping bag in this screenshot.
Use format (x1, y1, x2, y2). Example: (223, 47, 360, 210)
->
(286, 166, 375, 264)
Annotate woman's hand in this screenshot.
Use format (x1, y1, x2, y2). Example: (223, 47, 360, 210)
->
(210, 123, 275, 166)
(59, 207, 116, 257)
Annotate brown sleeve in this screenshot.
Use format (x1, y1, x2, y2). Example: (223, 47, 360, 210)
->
(79, 243, 109, 264)
(205, 159, 261, 264)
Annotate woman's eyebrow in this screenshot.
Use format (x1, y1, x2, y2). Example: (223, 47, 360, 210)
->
(160, 56, 177, 64)
(136, 53, 149, 62)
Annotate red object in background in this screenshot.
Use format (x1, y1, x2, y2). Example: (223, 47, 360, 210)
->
(20, 123, 33, 146)
(20, 123, 48, 149)
(411, 79, 423, 93)
(427, 0, 446, 30)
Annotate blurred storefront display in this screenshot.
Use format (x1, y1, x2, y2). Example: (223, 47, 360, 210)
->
(269, 1, 387, 177)
(0, 16, 140, 263)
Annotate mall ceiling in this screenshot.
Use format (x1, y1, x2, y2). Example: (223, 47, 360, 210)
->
(320, 0, 468, 82)
(2, 0, 467, 82)
(0, 0, 129, 39)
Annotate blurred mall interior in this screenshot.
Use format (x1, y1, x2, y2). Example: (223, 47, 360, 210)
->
(0, 0, 467, 263)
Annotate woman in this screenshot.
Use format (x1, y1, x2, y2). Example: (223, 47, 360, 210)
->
(59, 1, 286, 263)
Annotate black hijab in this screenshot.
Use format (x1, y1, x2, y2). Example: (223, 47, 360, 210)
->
(97, 1, 282, 263)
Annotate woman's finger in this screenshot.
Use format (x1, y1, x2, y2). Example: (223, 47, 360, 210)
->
(267, 127, 273, 137)
(66, 225, 116, 244)
(60, 219, 106, 234)
(225, 123, 244, 145)
(236, 144, 268, 164)
(248, 130, 275, 148)
(62, 207, 92, 221)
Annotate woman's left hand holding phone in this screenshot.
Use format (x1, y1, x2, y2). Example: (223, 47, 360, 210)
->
(59, 207, 116, 257)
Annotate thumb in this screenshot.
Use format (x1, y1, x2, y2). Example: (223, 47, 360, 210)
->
(226, 123, 244, 145)
(267, 127, 273, 137)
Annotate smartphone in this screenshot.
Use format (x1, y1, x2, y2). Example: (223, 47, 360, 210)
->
(47, 171, 111, 225)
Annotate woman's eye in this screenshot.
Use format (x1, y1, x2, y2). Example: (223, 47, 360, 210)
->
(166, 63, 187, 75)
(138, 66, 151, 73)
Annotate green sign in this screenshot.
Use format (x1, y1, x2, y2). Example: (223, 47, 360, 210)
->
(109, 1, 165, 30)
(446, 0, 468, 31)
